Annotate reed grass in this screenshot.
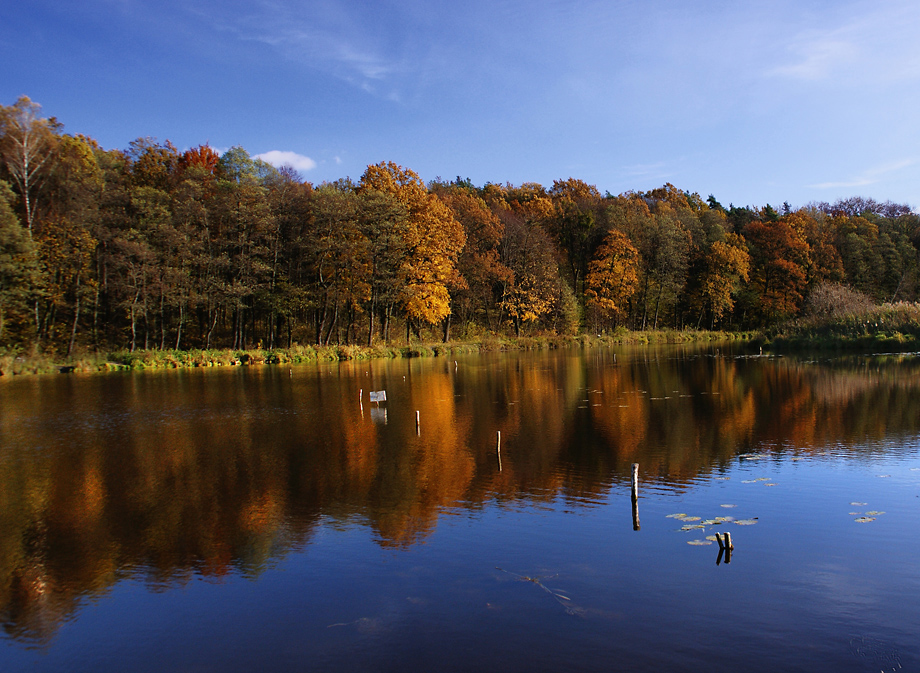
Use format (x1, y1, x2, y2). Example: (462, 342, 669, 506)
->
(766, 302, 920, 351)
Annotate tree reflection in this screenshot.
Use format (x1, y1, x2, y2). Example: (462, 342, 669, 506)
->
(1, 349, 920, 642)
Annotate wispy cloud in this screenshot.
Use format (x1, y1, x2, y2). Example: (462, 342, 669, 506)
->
(619, 161, 674, 180)
(204, 1, 403, 94)
(809, 158, 916, 190)
(769, 36, 857, 81)
(256, 150, 317, 172)
(767, 1, 920, 85)
(255, 27, 395, 82)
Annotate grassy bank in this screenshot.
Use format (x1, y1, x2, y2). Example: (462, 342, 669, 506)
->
(0, 329, 754, 378)
(765, 301, 920, 352)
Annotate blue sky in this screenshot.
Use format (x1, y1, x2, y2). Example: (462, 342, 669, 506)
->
(3, 0, 919, 209)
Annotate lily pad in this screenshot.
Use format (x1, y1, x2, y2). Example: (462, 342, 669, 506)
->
(849, 512, 862, 516)
(865, 510, 886, 516)
(741, 480, 757, 484)
(705, 535, 719, 542)
(877, 474, 891, 478)
(911, 467, 920, 471)
(666, 513, 688, 519)
(687, 539, 712, 546)
(680, 524, 706, 530)
(681, 516, 701, 522)
(701, 519, 721, 525)
(754, 477, 771, 482)
(854, 516, 876, 523)
(734, 519, 758, 526)
(720, 504, 736, 508)
(850, 502, 867, 506)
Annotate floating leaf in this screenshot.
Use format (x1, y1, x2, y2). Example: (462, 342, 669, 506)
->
(765, 483, 777, 486)
(687, 539, 712, 546)
(680, 524, 706, 530)
(701, 519, 721, 525)
(741, 453, 769, 460)
(850, 502, 867, 506)
(705, 535, 719, 542)
(734, 519, 758, 526)
(877, 475, 891, 478)
(666, 513, 688, 519)
(848, 512, 862, 516)
(720, 504, 736, 508)
(754, 477, 771, 482)
(681, 516, 701, 522)
(713, 516, 734, 522)
(715, 477, 731, 480)
(854, 516, 876, 523)
(911, 468, 920, 471)
(741, 480, 757, 484)
(865, 511, 886, 516)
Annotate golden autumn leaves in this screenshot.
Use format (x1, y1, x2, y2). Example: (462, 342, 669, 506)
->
(359, 162, 465, 327)
(3, 93, 919, 352)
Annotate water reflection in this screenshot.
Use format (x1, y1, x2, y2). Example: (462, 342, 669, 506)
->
(1, 345, 919, 643)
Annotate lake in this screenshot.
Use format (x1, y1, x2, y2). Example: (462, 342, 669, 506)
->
(1, 344, 919, 672)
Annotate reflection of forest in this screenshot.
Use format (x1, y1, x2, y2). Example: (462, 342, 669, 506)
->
(2, 348, 920, 642)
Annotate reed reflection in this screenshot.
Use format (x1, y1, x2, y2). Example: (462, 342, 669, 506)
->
(1, 348, 919, 643)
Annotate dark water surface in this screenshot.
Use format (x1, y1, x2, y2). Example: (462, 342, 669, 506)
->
(2, 344, 919, 672)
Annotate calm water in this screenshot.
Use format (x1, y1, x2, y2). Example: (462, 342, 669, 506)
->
(1, 344, 919, 672)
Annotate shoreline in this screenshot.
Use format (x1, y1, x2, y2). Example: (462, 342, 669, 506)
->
(0, 330, 755, 378)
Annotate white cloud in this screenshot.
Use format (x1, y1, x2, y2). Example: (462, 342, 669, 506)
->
(256, 150, 317, 172)
(809, 158, 916, 190)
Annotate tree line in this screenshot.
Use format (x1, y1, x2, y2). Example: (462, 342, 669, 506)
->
(1, 95, 919, 353)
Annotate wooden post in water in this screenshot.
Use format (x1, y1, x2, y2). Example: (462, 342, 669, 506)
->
(631, 463, 640, 530)
(416, 410, 420, 435)
(496, 431, 502, 472)
(716, 532, 733, 565)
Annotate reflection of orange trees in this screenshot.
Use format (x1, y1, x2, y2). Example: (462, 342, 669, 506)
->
(0, 372, 328, 642)
(4, 354, 920, 642)
(590, 368, 648, 459)
(753, 359, 920, 450)
(587, 352, 759, 481)
(461, 355, 572, 503)
(369, 371, 473, 547)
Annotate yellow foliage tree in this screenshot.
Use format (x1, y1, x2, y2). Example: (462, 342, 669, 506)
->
(585, 229, 640, 326)
(359, 162, 465, 327)
(696, 233, 750, 326)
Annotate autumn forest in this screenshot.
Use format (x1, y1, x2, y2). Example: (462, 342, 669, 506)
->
(1, 96, 919, 355)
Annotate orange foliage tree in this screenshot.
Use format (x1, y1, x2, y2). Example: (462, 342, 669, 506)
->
(743, 219, 811, 322)
(585, 228, 640, 328)
(359, 162, 465, 333)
